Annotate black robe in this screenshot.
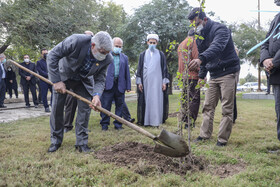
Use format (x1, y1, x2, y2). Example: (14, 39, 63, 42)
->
(136, 50, 169, 126)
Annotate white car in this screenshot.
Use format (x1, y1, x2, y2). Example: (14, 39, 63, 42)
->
(238, 82, 267, 92)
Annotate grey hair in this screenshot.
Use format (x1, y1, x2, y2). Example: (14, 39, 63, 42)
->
(112, 37, 123, 45)
(91, 31, 113, 52)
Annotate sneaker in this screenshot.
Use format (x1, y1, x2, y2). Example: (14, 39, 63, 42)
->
(216, 141, 227, 147)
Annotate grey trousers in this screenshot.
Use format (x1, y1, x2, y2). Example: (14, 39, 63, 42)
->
(50, 80, 91, 146)
(199, 72, 238, 143)
(273, 85, 280, 141)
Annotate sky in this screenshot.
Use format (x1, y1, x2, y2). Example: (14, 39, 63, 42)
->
(106, 0, 279, 78)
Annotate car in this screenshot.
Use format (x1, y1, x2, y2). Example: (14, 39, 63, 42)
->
(238, 82, 267, 92)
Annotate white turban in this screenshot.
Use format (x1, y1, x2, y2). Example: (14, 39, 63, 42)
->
(147, 34, 159, 41)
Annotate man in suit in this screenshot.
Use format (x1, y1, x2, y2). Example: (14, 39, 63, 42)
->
(19, 55, 38, 108)
(37, 48, 53, 112)
(0, 53, 7, 108)
(100, 37, 131, 130)
(47, 31, 113, 153)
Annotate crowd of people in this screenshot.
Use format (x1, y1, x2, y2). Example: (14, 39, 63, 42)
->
(0, 3, 279, 153)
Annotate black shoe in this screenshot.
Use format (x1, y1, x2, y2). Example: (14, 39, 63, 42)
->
(185, 122, 195, 129)
(216, 141, 227, 147)
(48, 144, 61, 152)
(45, 107, 50, 112)
(64, 127, 73, 133)
(35, 105, 38, 108)
(0, 105, 7, 108)
(265, 92, 270, 95)
(115, 126, 124, 130)
(194, 136, 206, 143)
(129, 118, 135, 123)
(25, 105, 31, 108)
(101, 125, 108, 131)
(76, 145, 93, 153)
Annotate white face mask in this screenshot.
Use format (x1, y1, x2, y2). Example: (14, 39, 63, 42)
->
(196, 24, 204, 34)
(92, 48, 107, 61)
(24, 59, 30, 63)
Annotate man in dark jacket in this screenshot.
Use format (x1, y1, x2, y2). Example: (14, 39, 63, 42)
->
(188, 8, 240, 146)
(36, 49, 53, 112)
(100, 37, 131, 131)
(260, 0, 280, 141)
(19, 55, 38, 108)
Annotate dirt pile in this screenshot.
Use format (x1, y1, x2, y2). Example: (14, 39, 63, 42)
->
(95, 142, 205, 176)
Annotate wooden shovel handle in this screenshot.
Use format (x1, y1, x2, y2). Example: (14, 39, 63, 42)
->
(10, 60, 157, 140)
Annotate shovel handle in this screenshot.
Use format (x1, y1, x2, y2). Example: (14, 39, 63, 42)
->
(10, 60, 157, 140)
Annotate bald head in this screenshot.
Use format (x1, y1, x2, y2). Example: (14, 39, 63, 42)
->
(84, 30, 94, 36)
(113, 37, 123, 48)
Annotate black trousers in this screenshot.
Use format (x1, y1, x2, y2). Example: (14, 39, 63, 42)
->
(22, 82, 38, 106)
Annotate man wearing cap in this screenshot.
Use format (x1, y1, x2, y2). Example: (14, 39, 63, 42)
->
(188, 8, 240, 146)
(136, 34, 169, 127)
(47, 31, 113, 153)
(178, 29, 200, 129)
(100, 37, 131, 131)
(260, 0, 280, 142)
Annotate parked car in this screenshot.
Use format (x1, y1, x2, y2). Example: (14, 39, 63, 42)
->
(237, 82, 267, 92)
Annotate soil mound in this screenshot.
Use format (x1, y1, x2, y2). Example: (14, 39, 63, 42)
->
(95, 141, 205, 176)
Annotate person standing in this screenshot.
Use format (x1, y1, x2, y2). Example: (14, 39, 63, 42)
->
(19, 55, 38, 108)
(178, 29, 200, 129)
(36, 49, 53, 112)
(100, 37, 131, 131)
(136, 34, 169, 127)
(0, 53, 7, 108)
(6, 65, 18, 99)
(188, 8, 240, 146)
(260, 0, 280, 141)
(47, 31, 113, 153)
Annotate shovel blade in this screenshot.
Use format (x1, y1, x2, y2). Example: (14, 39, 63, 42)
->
(153, 129, 189, 157)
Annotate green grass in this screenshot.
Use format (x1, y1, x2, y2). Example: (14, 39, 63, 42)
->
(1, 93, 280, 186)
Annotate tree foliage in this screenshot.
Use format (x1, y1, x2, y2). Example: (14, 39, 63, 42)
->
(0, 0, 126, 61)
(232, 21, 267, 66)
(120, 0, 192, 76)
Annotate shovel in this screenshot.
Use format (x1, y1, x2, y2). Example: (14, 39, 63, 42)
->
(10, 60, 189, 157)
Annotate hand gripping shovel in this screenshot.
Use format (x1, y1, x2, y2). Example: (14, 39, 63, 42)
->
(11, 60, 189, 157)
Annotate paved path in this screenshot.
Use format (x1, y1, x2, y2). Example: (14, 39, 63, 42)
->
(0, 93, 137, 123)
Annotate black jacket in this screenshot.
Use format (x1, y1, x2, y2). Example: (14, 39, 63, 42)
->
(260, 13, 280, 85)
(196, 18, 240, 79)
(19, 62, 37, 85)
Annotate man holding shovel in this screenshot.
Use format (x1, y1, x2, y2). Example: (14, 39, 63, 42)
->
(47, 31, 113, 153)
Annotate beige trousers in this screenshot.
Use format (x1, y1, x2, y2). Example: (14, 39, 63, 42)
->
(199, 72, 239, 143)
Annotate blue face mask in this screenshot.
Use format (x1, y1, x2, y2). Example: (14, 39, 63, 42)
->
(113, 47, 122, 54)
(149, 44, 156, 51)
(1, 59, 6, 64)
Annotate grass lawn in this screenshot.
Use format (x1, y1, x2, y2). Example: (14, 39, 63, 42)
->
(1, 93, 280, 186)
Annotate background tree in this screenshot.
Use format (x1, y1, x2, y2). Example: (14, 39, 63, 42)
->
(244, 73, 258, 82)
(120, 0, 192, 93)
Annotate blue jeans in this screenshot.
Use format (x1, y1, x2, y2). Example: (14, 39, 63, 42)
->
(273, 85, 280, 141)
(100, 82, 124, 130)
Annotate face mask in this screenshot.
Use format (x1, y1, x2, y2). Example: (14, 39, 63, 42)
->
(8, 68, 11, 71)
(1, 59, 6, 64)
(149, 44, 156, 51)
(196, 24, 204, 35)
(93, 50, 106, 61)
(43, 53, 48, 59)
(113, 47, 122, 54)
(24, 59, 30, 63)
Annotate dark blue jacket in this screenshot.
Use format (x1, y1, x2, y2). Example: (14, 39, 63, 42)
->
(36, 58, 48, 78)
(0, 64, 3, 84)
(260, 13, 280, 85)
(19, 62, 37, 85)
(104, 52, 131, 93)
(196, 18, 240, 79)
